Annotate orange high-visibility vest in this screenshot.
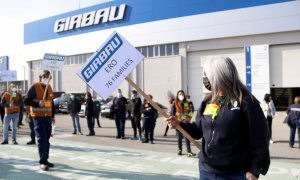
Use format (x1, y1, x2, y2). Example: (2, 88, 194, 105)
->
(30, 82, 53, 117)
(3, 92, 21, 114)
(174, 100, 192, 122)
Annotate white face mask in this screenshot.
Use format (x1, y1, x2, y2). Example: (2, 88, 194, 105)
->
(178, 95, 184, 101)
(12, 87, 17, 92)
(117, 93, 122, 98)
(41, 78, 48, 84)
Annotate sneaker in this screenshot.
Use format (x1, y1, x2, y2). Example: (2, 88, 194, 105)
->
(72, 131, 77, 135)
(178, 150, 182, 155)
(187, 152, 196, 157)
(78, 132, 83, 135)
(27, 140, 36, 145)
(39, 164, 49, 171)
(12, 140, 18, 145)
(142, 140, 149, 143)
(289, 144, 294, 148)
(270, 140, 274, 144)
(1, 141, 8, 145)
(46, 162, 54, 168)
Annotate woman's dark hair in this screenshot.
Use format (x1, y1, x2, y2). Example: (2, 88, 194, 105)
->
(86, 92, 92, 101)
(264, 94, 271, 103)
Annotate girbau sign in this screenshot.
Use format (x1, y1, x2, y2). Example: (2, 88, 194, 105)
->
(54, 4, 126, 33)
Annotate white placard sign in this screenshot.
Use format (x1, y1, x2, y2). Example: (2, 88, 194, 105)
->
(77, 31, 144, 99)
(0, 70, 17, 81)
(42, 53, 66, 71)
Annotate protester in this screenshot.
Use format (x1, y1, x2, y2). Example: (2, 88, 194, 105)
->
(1, 83, 22, 145)
(286, 96, 300, 148)
(262, 93, 276, 143)
(0, 91, 5, 125)
(141, 94, 157, 144)
(171, 90, 195, 157)
(68, 94, 83, 135)
(166, 57, 270, 180)
(85, 92, 95, 136)
(186, 95, 195, 113)
(130, 90, 142, 140)
(93, 96, 101, 128)
(24, 70, 55, 171)
(111, 89, 128, 139)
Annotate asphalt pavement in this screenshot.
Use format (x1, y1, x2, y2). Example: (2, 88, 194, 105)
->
(0, 111, 300, 180)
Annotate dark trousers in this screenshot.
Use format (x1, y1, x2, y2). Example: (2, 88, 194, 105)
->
(144, 118, 155, 141)
(18, 110, 24, 125)
(177, 130, 191, 152)
(266, 116, 273, 139)
(32, 116, 52, 164)
(290, 119, 300, 147)
(115, 114, 126, 137)
(131, 115, 141, 138)
(199, 160, 246, 180)
(93, 114, 100, 127)
(87, 115, 95, 135)
(29, 117, 35, 141)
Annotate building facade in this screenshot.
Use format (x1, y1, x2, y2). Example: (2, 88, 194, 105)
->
(22, 0, 300, 109)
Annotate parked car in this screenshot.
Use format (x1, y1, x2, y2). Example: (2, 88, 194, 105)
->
(59, 93, 86, 114)
(79, 96, 113, 117)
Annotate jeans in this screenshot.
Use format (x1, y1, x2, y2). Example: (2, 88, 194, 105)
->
(199, 160, 246, 180)
(32, 116, 52, 164)
(70, 113, 81, 133)
(131, 115, 141, 138)
(3, 113, 19, 141)
(289, 119, 300, 147)
(29, 116, 35, 141)
(87, 115, 95, 135)
(115, 114, 126, 137)
(177, 130, 192, 152)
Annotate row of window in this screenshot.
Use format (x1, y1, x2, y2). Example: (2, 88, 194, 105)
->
(136, 43, 179, 57)
(31, 43, 180, 69)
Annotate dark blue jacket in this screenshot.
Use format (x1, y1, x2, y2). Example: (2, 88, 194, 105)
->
(180, 92, 270, 178)
(287, 103, 300, 121)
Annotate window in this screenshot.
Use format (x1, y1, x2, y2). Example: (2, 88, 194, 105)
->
(173, 43, 179, 55)
(141, 47, 148, 57)
(166, 44, 172, 56)
(160, 45, 166, 56)
(154, 46, 159, 56)
(148, 46, 153, 57)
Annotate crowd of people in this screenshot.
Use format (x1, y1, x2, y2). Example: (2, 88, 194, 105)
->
(0, 57, 299, 179)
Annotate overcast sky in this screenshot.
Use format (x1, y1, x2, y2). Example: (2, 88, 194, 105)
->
(0, 0, 112, 55)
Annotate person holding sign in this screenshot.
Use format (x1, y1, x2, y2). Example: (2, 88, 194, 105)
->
(24, 70, 55, 171)
(166, 57, 270, 180)
(1, 83, 22, 145)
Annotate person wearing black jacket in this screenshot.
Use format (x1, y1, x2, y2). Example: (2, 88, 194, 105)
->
(85, 92, 94, 136)
(286, 96, 300, 148)
(166, 57, 270, 180)
(130, 90, 142, 140)
(68, 94, 82, 135)
(141, 94, 157, 144)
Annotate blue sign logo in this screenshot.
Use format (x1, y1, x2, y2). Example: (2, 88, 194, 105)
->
(81, 33, 123, 82)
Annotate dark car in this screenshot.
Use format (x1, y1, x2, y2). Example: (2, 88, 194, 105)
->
(101, 98, 167, 119)
(59, 93, 85, 114)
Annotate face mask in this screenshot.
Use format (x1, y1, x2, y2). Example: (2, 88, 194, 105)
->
(178, 95, 184, 101)
(12, 88, 17, 92)
(117, 93, 122, 98)
(41, 78, 48, 84)
(203, 77, 211, 91)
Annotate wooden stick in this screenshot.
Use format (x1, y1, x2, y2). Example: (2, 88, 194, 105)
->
(42, 74, 52, 100)
(125, 77, 201, 150)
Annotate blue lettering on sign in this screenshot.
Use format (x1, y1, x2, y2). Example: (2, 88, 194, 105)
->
(81, 34, 123, 82)
(44, 54, 65, 61)
(245, 46, 252, 92)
